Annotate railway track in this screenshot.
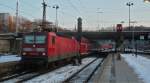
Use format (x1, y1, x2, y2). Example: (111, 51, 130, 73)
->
(2, 72, 39, 83)
(23, 57, 98, 83)
(0, 61, 39, 82)
(1, 67, 58, 83)
(63, 57, 105, 83)
(0, 61, 19, 78)
(0, 61, 70, 83)
(0, 56, 104, 83)
(0, 70, 32, 82)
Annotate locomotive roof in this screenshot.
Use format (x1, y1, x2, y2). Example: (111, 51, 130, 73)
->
(23, 32, 76, 39)
(56, 32, 76, 39)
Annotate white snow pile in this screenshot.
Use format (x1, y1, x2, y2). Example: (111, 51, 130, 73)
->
(24, 57, 96, 83)
(0, 55, 21, 63)
(121, 54, 150, 83)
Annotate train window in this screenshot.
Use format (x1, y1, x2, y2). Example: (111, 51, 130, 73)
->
(35, 35, 46, 44)
(52, 36, 55, 44)
(24, 35, 34, 44)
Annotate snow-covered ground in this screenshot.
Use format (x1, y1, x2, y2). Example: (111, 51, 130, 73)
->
(0, 55, 21, 63)
(24, 57, 96, 83)
(124, 48, 144, 53)
(121, 54, 150, 83)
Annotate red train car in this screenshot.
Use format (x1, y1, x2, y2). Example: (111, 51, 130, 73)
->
(100, 44, 113, 50)
(21, 32, 80, 65)
(80, 37, 91, 55)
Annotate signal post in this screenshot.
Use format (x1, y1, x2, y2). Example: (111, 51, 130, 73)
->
(115, 24, 123, 60)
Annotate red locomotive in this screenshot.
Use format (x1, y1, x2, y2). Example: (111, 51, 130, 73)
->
(21, 32, 90, 66)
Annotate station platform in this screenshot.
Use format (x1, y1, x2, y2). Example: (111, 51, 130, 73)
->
(92, 54, 144, 83)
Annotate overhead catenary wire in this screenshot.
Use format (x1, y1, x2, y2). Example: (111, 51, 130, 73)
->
(21, 0, 40, 10)
(65, 0, 91, 29)
(66, 0, 82, 16)
(77, 0, 85, 7)
(54, 0, 78, 19)
(19, 2, 40, 14)
(0, 0, 90, 29)
(0, 3, 36, 19)
(77, 0, 87, 12)
(53, 0, 89, 24)
(0, 0, 45, 21)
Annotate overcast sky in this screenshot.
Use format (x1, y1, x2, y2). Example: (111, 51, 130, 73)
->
(0, 0, 150, 30)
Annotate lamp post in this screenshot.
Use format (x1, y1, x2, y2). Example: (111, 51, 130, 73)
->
(131, 21, 137, 55)
(97, 8, 103, 31)
(126, 2, 134, 54)
(16, 0, 19, 34)
(53, 5, 59, 32)
(126, 2, 133, 30)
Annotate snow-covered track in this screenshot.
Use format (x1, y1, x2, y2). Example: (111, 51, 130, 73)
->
(1, 60, 71, 83)
(63, 58, 104, 83)
(0, 70, 32, 82)
(1, 69, 53, 83)
(0, 55, 21, 79)
(22, 57, 97, 83)
(1, 57, 100, 83)
(0, 61, 23, 81)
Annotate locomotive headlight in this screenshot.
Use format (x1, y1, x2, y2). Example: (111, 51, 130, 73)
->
(22, 52, 26, 55)
(42, 53, 46, 55)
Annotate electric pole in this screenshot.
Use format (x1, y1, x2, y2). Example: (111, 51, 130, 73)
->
(126, 2, 133, 30)
(97, 8, 103, 31)
(42, 0, 47, 31)
(53, 5, 59, 32)
(16, 0, 19, 33)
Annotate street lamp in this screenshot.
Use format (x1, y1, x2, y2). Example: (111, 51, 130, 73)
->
(53, 5, 59, 32)
(126, 2, 133, 30)
(97, 8, 103, 31)
(126, 2, 134, 54)
(131, 21, 137, 55)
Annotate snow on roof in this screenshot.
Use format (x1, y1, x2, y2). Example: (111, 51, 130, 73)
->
(0, 55, 21, 63)
(121, 54, 150, 83)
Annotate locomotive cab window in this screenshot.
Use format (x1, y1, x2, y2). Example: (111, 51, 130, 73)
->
(52, 36, 55, 44)
(24, 35, 34, 44)
(35, 35, 46, 44)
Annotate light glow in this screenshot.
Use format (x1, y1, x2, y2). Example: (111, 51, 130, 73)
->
(144, 0, 150, 3)
(23, 52, 26, 55)
(42, 53, 46, 55)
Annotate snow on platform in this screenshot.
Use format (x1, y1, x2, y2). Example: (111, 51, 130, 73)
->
(24, 57, 97, 83)
(0, 55, 21, 63)
(121, 54, 150, 83)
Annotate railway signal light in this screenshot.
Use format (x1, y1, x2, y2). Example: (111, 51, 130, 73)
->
(116, 24, 123, 32)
